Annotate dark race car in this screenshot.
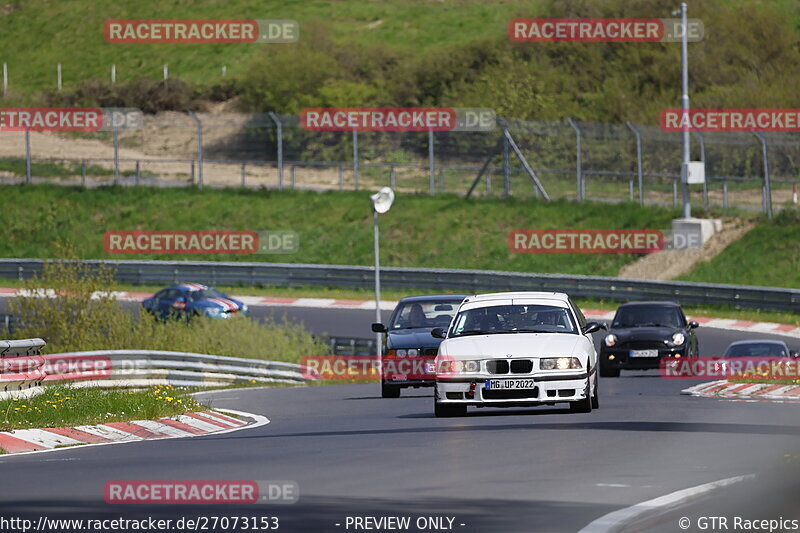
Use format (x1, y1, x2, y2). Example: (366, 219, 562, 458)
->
(372, 294, 466, 398)
(599, 301, 699, 377)
(142, 283, 250, 320)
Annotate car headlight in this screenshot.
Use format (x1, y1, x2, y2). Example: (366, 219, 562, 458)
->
(407, 348, 419, 356)
(396, 349, 407, 356)
(540, 357, 582, 370)
(671, 332, 686, 346)
(438, 359, 481, 373)
(604, 334, 618, 347)
(241, 304, 249, 313)
(204, 308, 222, 316)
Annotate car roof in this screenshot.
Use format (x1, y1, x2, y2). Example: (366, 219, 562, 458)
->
(727, 339, 787, 347)
(617, 301, 681, 308)
(174, 283, 209, 292)
(465, 291, 569, 303)
(398, 294, 468, 303)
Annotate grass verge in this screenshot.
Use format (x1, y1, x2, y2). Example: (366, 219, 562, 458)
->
(0, 384, 205, 432)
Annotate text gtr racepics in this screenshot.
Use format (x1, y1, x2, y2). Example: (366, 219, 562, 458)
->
(431, 292, 606, 417)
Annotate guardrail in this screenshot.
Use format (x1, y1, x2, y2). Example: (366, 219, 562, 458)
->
(0, 338, 46, 399)
(0, 339, 312, 398)
(1, 259, 797, 311)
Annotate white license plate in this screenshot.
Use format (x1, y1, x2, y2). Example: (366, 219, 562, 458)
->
(485, 379, 536, 390)
(630, 350, 659, 358)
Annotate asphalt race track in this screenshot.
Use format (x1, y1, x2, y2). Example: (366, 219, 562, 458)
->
(0, 303, 799, 532)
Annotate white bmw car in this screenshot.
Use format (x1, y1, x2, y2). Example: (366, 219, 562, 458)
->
(431, 292, 605, 417)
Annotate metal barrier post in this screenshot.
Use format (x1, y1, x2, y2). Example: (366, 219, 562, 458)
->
(187, 111, 203, 190)
(626, 121, 644, 205)
(502, 128, 510, 198)
(390, 165, 396, 189)
(723, 179, 728, 208)
(241, 163, 246, 187)
(752, 132, 773, 220)
(81, 160, 86, 186)
(567, 119, 583, 201)
(338, 165, 344, 190)
(291, 166, 296, 189)
(268, 112, 283, 189)
(135, 160, 140, 185)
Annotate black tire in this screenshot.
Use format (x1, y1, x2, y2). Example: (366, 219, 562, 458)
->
(599, 365, 620, 378)
(381, 382, 401, 398)
(590, 371, 599, 409)
(434, 401, 467, 417)
(433, 386, 466, 417)
(570, 376, 593, 413)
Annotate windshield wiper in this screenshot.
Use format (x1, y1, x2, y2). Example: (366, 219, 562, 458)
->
(453, 330, 489, 337)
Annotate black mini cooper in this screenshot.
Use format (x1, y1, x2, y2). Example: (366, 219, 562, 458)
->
(599, 301, 699, 377)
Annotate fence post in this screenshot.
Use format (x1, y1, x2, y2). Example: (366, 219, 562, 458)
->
(502, 124, 510, 198)
(24, 127, 31, 183)
(723, 179, 728, 208)
(2, 62, 7, 97)
(291, 165, 296, 189)
(135, 160, 140, 185)
(338, 165, 344, 190)
(111, 64, 116, 84)
(438, 167, 444, 192)
(428, 129, 435, 195)
(352, 130, 359, 191)
(695, 132, 707, 209)
(187, 111, 203, 190)
(486, 168, 491, 194)
(390, 165, 396, 189)
(113, 124, 120, 184)
(625, 121, 644, 206)
(752, 132, 773, 220)
(672, 180, 678, 207)
(268, 112, 283, 189)
(191, 161, 195, 184)
(163, 64, 168, 89)
(57, 63, 62, 91)
(241, 163, 246, 187)
(567, 119, 583, 201)
(81, 159, 86, 186)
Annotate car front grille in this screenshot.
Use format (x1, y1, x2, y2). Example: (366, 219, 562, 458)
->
(618, 340, 665, 351)
(487, 359, 533, 374)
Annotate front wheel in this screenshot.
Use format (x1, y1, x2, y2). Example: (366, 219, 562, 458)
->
(433, 386, 466, 417)
(590, 371, 599, 409)
(381, 381, 401, 398)
(570, 376, 593, 413)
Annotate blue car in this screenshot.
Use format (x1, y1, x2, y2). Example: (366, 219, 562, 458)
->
(142, 283, 250, 320)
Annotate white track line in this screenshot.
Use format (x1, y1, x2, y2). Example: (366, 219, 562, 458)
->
(578, 474, 755, 533)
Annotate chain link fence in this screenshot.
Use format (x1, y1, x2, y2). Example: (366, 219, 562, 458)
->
(1, 112, 798, 214)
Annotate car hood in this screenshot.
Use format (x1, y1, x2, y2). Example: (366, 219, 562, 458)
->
(195, 297, 245, 312)
(609, 326, 682, 341)
(441, 333, 581, 359)
(386, 328, 443, 350)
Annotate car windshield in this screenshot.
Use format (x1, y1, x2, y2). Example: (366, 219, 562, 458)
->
(612, 305, 684, 328)
(724, 343, 788, 358)
(390, 300, 461, 329)
(189, 288, 226, 301)
(450, 304, 576, 337)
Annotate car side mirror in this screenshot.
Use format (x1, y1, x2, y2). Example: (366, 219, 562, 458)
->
(582, 322, 606, 335)
(431, 327, 446, 339)
(688, 321, 700, 329)
(371, 323, 387, 333)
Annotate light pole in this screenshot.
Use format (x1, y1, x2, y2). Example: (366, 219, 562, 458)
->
(370, 187, 395, 356)
(673, 2, 691, 219)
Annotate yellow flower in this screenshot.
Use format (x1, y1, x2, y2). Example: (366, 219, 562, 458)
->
(12, 398, 19, 402)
